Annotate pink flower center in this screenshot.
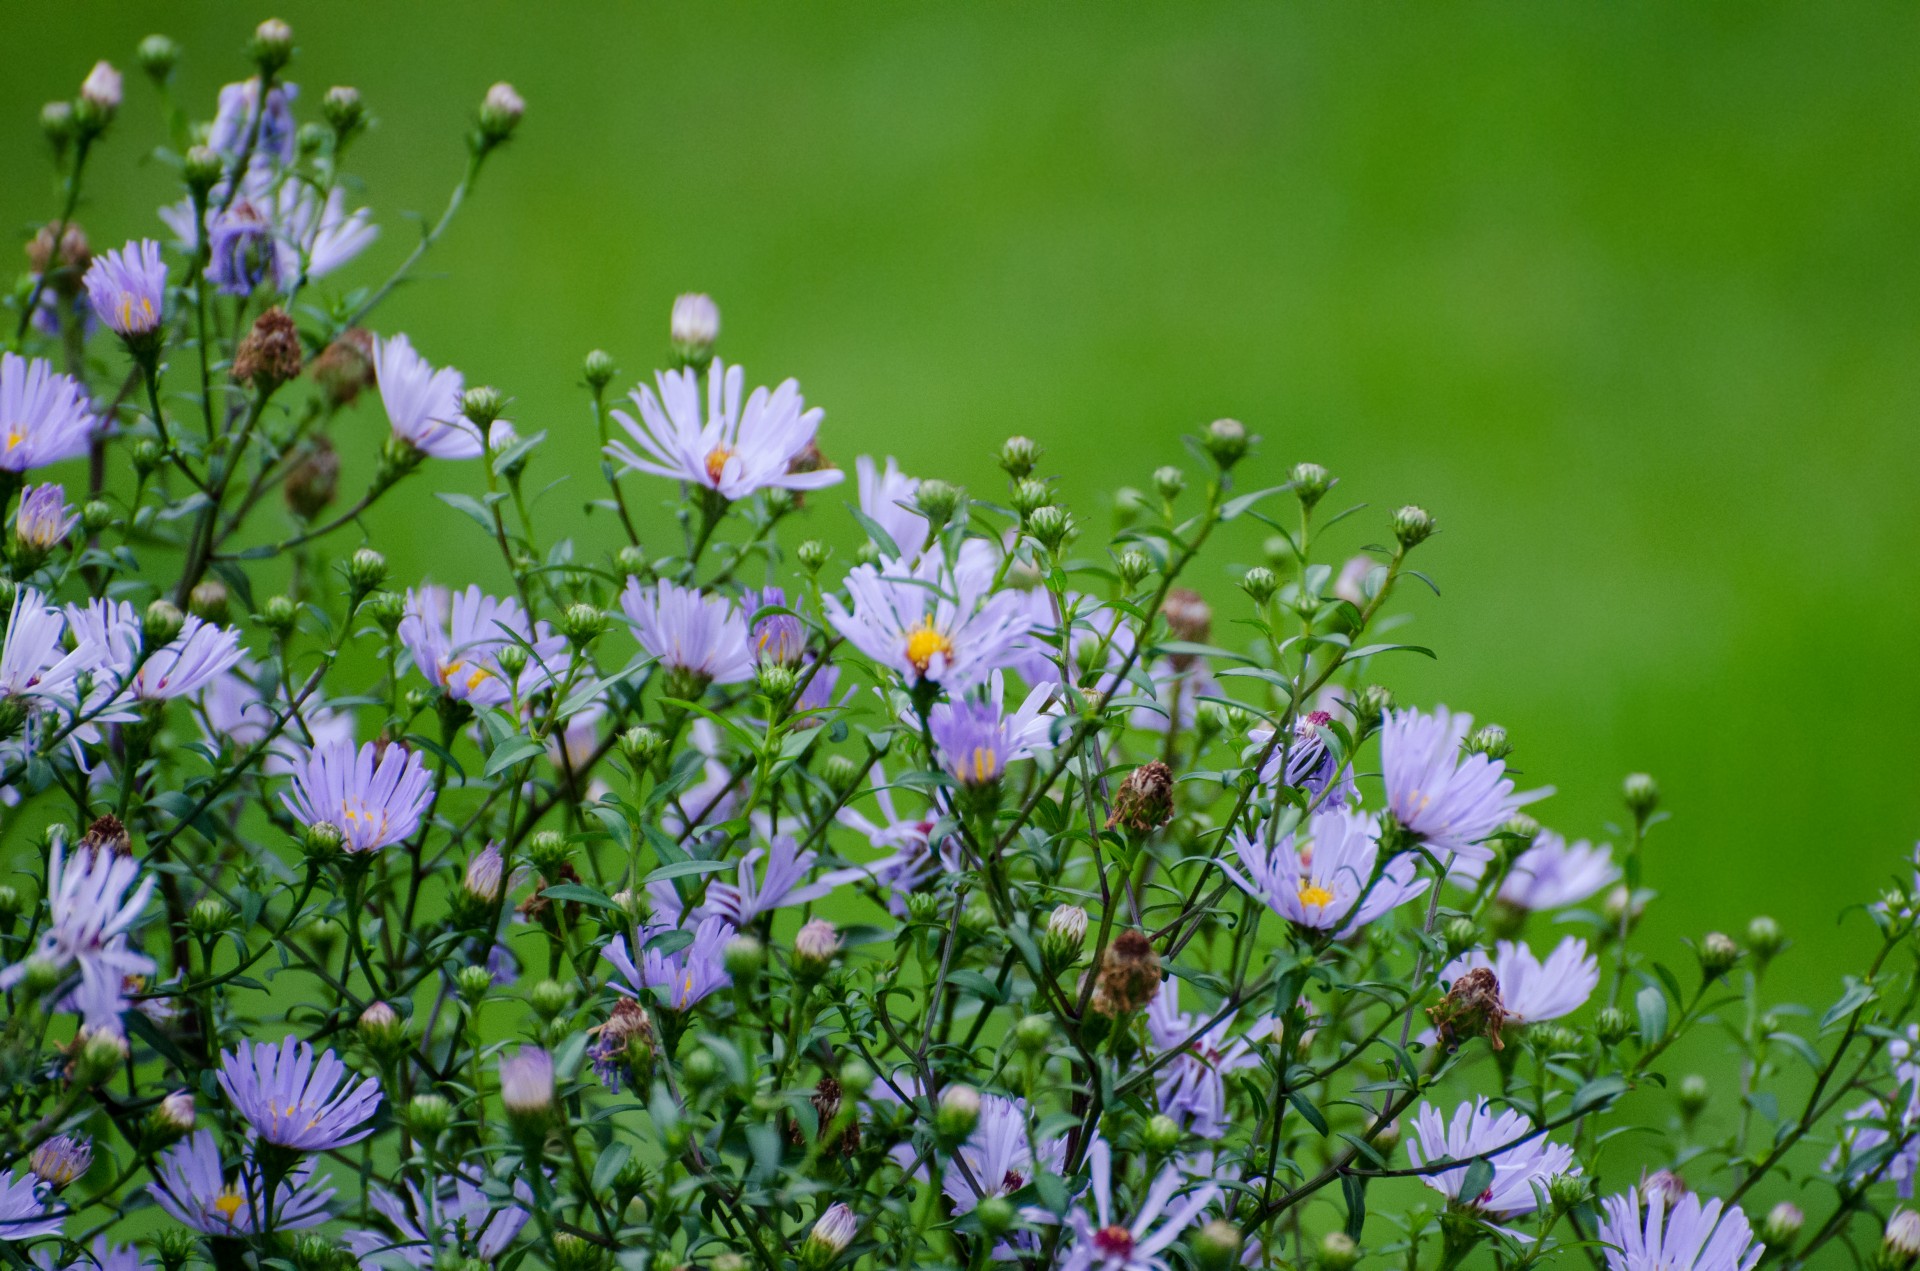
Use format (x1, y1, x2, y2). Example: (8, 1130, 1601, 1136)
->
(1093, 1225, 1135, 1259)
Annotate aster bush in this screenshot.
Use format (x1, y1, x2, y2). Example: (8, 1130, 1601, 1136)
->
(3, 19, 1920, 1271)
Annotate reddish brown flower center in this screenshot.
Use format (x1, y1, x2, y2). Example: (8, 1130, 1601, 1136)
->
(1092, 1225, 1135, 1259)
(1001, 1169, 1025, 1192)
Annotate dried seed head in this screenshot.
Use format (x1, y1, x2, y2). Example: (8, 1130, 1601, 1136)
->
(311, 328, 375, 406)
(1108, 761, 1174, 835)
(232, 307, 303, 389)
(1427, 966, 1507, 1051)
(1092, 930, 1163, 1016)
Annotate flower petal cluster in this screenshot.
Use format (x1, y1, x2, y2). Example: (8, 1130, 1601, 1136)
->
(1222, 808, 1428, 936)
(827, 541, 1033, 693)
(1381, 707, 1540, 863)
(374, 334, 482, 458)
(0, 353, 96, 471)
(1063, 1139, 1218, 1271)
(1499, 831, 1619, 910)
(150, 1129, 333, 1234)
(217, 1036, 383, 1151)
(622, 579, 755, 687)
(1595, 1187, 1762, 1271)
(606, 359, 844, 501)
(1406, 1099, 1576, 1221)
(282, 739, 434, 853)
(0, 840, 154, 1029)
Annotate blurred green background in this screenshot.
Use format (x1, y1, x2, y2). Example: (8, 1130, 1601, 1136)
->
(6, 2, 1918, 1007)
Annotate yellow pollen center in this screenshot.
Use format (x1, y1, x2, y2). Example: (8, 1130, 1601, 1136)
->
(1297, 882, 1335, 908)
(904, 619, 953, 674)
(117, 293, 152, 332)
(213, 1190, 245, 1224)
(961, 747, 998, 784)
(704, 445, 735, 484)
(4, 429, 21, 451)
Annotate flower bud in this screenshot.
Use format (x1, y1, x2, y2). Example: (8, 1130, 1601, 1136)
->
(1316, 1231, 1359, 1271)
(1202, 418, 1250, 469)
(1547, 1172, 1588, 1211)
(71, 1028, 129, 1087)
(724, 934, 767, 983)
(1153, 465, 1186, 501)
(345, 547, 388, 595)
(681, 1047, 721, 1091)
(1388, 505, 1434, 550)
(142, 599, 184, 650)
(77, 62, 122, 133)
(455, 965, 493, 1003)
(81, 500, 113, 535)
(581, 348, 618, 391)
(1746, 915, 1783, 964)
(1014, 1013, 1052, 1054)
(1676, 1073, 1708, 1119)
(461, 385, 506, 426)
(495, 644, 529, 680)
(1291, 461, 1335, 511)
(802, 1203, 858, 1269)
(40, 102, 74, 150)
(1108, 761, 1174, 836)
(1041, 903, 1089, 971)
(905, 891, 939, 924)
(794, 919, 841, 977)
(560, 603, 607, 649)
(180, 581, 231, 628)
(820, 754, 862, 795)
(797, 539, 832, 574)
(528, 829, 570, 879)
(552, 1233, 606, 1271)
(1762, 1201, 1803, 1247)
(915, 479, 963, 527)
(1116, 548, 1152, 588)
(1594, 1006, 1631, 1046)
(183, 144, 224, 196)
(1241, 566, 1278, 605)
(31, 1135, 90, 1188)
(711, 1256, 749, 1271)
(152, 1089, 195, 1138)
(359, 1001, 408, 1056)
(974, 1193, 1016, 1236)
(408, 1092, 454, 1137)
(463, 843, 504, 905)
(1697, 932, 1740, 981)
(317, 85, 367, 140)
(1623, 772, 1660, 818)
(757, 662, 799, 701)
(998, 435, 1042, 479)
(1143, 1113, 1182, 1154)
(837, 1058, 874, 1098)
(137, 35, 179, 83)
(1443, 917, 1479, 957)
(532, 979, 574, 1019)
(1603, 885, 1645, 933)
(187, 897, 232, 939)
(1888, 1210, 1920, 1262)
(1465, 724, 1510, 761)
(936, 1084, 981, 1140)
(498, 1046, 554, 1133)
(670, 294, 720, 367)
(301, 819, 344, 862)
(1027, 505, 1074, 552)
(250, 19, 295, 74)
(233, 307, 303, 389)
(477, 82, 525, 147)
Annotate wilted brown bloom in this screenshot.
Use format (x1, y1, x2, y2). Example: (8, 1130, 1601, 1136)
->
(1108, 761, 1174, 835)
(27, 222, 91, 293)
(284, 437, 340, 520)
(232, 307, 303, 389)
(1161, 589, 1212, 668)
(78, 814, 130, 857)
(1091, 929, 1163, 1016)
(1426, 966, 1506, 1051)
(311, 327, 375, 405)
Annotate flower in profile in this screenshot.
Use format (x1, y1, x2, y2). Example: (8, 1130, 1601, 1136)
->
(15, 484, 77, 551)
(1063, 1138, 1219, 1271)
(83, 239, 167, 340)
(704, 835, 863, 927)
(1441, 938, 1600, 1024)
(345, 1177, 534, 1268)
(0, 1168, 65, 1240)
(746, 586, 807, 666)
(804, 1203, 859, 1263)
(621, 579, 755, 690)
(29, 1135, 91, 1189)
(1827, 1098, 1920, 1197)
(1405, 1099, 1576, 1226)
(498, 1047, 554, 1124)
(149, 1129, 333, 1234)
(855, 454, 928, 560)
(218, 1036, 382, 1151)
(926, 679, 1056, 787)
(827, 541, 1033, 694)
(1595, 1186, 1761, 1271)
(1222, 809, 1428, 937)
(399, 585, 564, 706)
(0, 588, 101, 713)
(0, 839, 154, 1030)
(272, 179, 377, 284)
(68, 601, 246, 703)
(1145, 981, 1262, 1139)
(1381, 707, 1540, 864)
(282, 738, 434, 853)
(602, 916, 734, 1011)
(1249, 711, 1357, 812)
(0, 352, 97, 471)
(206, 198, 275, 296)
(1499, 831, 1619, 911)
(606, 358, 845, 502)
(671, 292, 720, 358)
(373, 334, 482, 459)
(208, 78, 299, 165)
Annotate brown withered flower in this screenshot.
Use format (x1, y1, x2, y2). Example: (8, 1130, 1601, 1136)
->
(27, 222, 91, 295)
(1091, 929, 1163, 1016)
(232, 307, 302, 389)
(1427, 966, 1507, 1052)
(311, 327, 375, 406)
(787, 1075, 861, 1154)
(284, 436, 340, 520)
(1108, 761, 1174, 835)
(588, 998, 656, 1088)
(1161, 589, 1212, 669)
(78, 814, 130, 857)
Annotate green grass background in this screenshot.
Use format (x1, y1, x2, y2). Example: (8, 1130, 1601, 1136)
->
(6, 2, 1918, 1014)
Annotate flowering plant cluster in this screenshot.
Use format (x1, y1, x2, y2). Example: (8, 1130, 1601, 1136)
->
(1, 20, 1917, 1271)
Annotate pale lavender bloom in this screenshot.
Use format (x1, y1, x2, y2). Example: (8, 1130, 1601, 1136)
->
(746, 586, 807, 666)
(400, 585, 565, 707)
(208, 78, 299, 164)
(15, 484, 77, 550)
(1406, 1099, 1577, 1224)
(206, 198, 275, 296)
(345, 1178, 533, 1268)
(1063, 1138, 1219, 1271)
(808, 1204, 859, 1257)
(837, 766, 963, 917)
(282, 738, 434, 853)
(149, 1130, 333, 1234)
(1442, 938, 1599, 1024)
(0, 589, 101, 711)
(83, 240, 166, 339)
(113, 613, 245, 702)
(1145, 982, 1262, 1139)
(1333, 554, 1376, 607)
(218, 1036, 382, 1151)
(606, 358, 844, 502)
(0, 353, 97, 471)
(30, 1135, 90, 1188)
(0, 841, 154, 1030)
(1221, 809, 1428, 937)
(1596, 1187, 1762, 1271)
(602, 916, 734, 1011)
(793, 655, 840, 721)
(621, 579, 755, 687)
(927, 679, 1056, 787)
(943, 1095, 1067, 1214)
(1249, 710, 1358, 812)
(671, 293, 719, 349)
(273, 180, 377, 283)
(704, 835, 863, 927)
(80, 62, 122, 112)
(825, 539, 1033, 694)
(374, 334, 482, 458)
(0, 1169, 64, 1240)
(1382, 707, 1540, 864)
(856, 454, 928, 560)
(1499, 832, 1619, 911)
(1827, 1099, 1920, 1197)
(197, 661, 353, 774)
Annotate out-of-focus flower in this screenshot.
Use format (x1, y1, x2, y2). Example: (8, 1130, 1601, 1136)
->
(400, 585, 564, 706)
(1441, 938, 1599, 1025)
(1381, 707, 1541, 865)
(208, 78, 299, 164)
(1405, 1099, 1576, 1226)
(345, 1178, 534, 1268)
(206, 199, 274, 296)
(855, 454, 928, 560)
(1062, 1138, 1218, 1271)
(1145, 982, 1262, 1139)
(0, 353, 97, 471)
(498, 1047, 554, 1123)
(218, 1036, 382, 1151)
(0, 840, 153, 1030)
(621, 579, 755, 689)
(670, 292, 720, 361)
(29, 1134, 91, 1188)
(827, 542, 1034, 694)
(1222, 809, 1427, 937)
(603, 916, 733, 1011)
(1595, 1186, 1761, 1271)
(282, 739, 434, 853)
(150, 1129, 333, 1234)
(746, 586, 807, 666)
(374, 334, 482, 459)
(1498, 832, 1619, 911)
(837, 767, 963, 917)
(0, 588, 101, 713)
(14, 484, 77, 550)
(1248, 711, 1357, 811)
(0, 1168, 65, 1240)
(83, 240, 166, 340)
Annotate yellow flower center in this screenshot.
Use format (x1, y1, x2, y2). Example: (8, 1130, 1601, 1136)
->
(117, 292, 153, 333)
(1297, 882, 1335, 908)
(904, 618, 953, 674)
(4, 428, 22, 451)
(212, 1190, 245, 1224)
(704, 444, 735, 484)
(956, 747, 999, 785)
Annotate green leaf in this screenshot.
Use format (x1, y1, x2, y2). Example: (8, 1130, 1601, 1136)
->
(1341, 1174, 1368, 1240)
(1221, 485, 1289, 520)
(1822, 979, 1877, 1032)
(484, 736, 546, 777)
(1571, 1074, 1627, 1115)
(538, 883, 621, 911)
(1287, 1092, 1330, 1135)
(592, 1142, 631, 1192)
(642, 859, 733, 884)
(1458, 1157, 1494, 1205)
(1636, 984, 1668, 1046)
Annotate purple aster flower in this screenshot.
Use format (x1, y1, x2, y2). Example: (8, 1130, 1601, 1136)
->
(1442, 938, 1599, 1025)
(218, 1036, 382, 1151)
(825, 539, 1034, 694)
(1828, 1099, 1920, 1196)
(602, 915, 733, 1011)
(1596, 1187, 1762, 1271)
(0, 840, 154, 1030)
(498, 1046, 554, 1122)
(1222, 809, 1428, 937)
(373, 334, 482, 459)
(83, 240, 166, 340)
(15, 484, 77, 551)
(282, 738, 434, 853)
(746, 586, 807, 666)
(926, 680, 1056, 787)
(197, 660, 353, 774)
(206, 198, 275, 296)
(621, 579, 756, 688)
(837, 765, 964, 917)
(29, 1135, 90, 1188)
(703, 835, 863, 927)
(793, 654, 840, 722)
(0, 588, 102, 713)
(110, 612, 245, 703)
(1499, 831, 1619, 911)
(605, 358, 845, 502)
(1381, 707, 1541, 865)
(149, 1129, 333, 1234)
(272, 180, 377, 284)
(1063, 1138, 1219, 1271)
(1145, 981, 1263, 1139)
(943, 1095, 1067, 1215)
(345, 1178, 534, 1268)
(1406, 1099, 1577, 1225)
(855, 454, 928, 560)
(399, 585, 565, 707)
(0, 352, 97, 471)
(209, 78, 299, 164)
(1249, 711, 1358, 812)
(0, 1169, 64, 1240)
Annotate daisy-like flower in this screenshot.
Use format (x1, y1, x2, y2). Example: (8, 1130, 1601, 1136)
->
(345, 1178, 534, 1268)
(399, 585, 565, 707)
(1499, 832, 1619, 911)
(0, 588, 101, 713)
(373, 334, 482, 459)
(856, 454, 928, 560)
(1222, 808, 1428, 937)
(1063, 1138, 1219, 1271)
(0, 352, 97, 471)
(282, 738, 433, 853)
(15, 484, 77, 551)
(0, 840, 154, 1030)
(1249, 711, 1358, 812)
(704, 835, 863, 927)
(72, 602, 246, 704)
(83, 240, 166, 340)
(602, 915, 734, 1012)
(1406, 1099, 1577, 1226)
(1381, 707, 1540, 865)
(746, 586, 807, 666)
(0, 1168, 64, 1240)
(272, 179, 377, 284)
(1441, 938, 1600, 1025)
(1596, 1186, 1762, 1271)
(827, 540, 1033, 695)
(838, 766, 964, 916)
(149, 1130, 333, 1235)
(1145, 982, 1263, 1139)
(926, 679, 1056, 787)
(943, 1094, 1068, 1215)
(208, 78, 300, 165)
(218, 1036, 383, 1151)
(605, 358, 845, 502)
(621, 579, 755, 689)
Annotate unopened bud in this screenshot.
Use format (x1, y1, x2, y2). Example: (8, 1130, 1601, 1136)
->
(1391, 504, 1435, 549)
(1746, 915, 1782, 964)
(72, 1028, 129, 1087)
(1547, 1172, 1588, 1211)
(620, 726, 664, 767)
(183, 144, 224, 195)
(582, 348, 618, 391)
(1116, 548, 1152, 588)
(936, 1084, 981, 1139)
(498, 1046, 554, 1131)
(345, 547, 388, 594)
(531, 979, 574, 1019)
(670, 294, 720, 367)
(1698, 932, 1740, 981)
(40, 102, 74, 149)
(1014, 1013, 1052, 1054)
(1677, 1073, 1708, 1118)
(142, 599, 184, 649)
(998, 435, 1042, 479)
(1623, 772, 1660, 819)
(797, 539, 831, 574)
(1465, 724, 1510, 761)
(250, 19, 295, 74)
(1239, 566, 1278, 605)
(477, 82, 525, 147)
(1203, 418, 1249, 469)
(1290, 462, 1334, 511)
(1442, 917, 1479, 957)
(186, 581, 229, 625)
(1143, 1113, 1181, 1154)
(455, 965, 493, 1003)
(1316, 1231, 1359, 1271)
(724, 934, 766, 982)
(793, 919, 840, 977)
(152, 1090, 195, 1137)
(359, 1001, 408, 1055)
(527, 829, 569, 878)
(1888, 1210, 1920, 1261)
(77, 62, 122, 132)
(803, 1204, 858, 1268)
(322, 86, 366, 139)
(1027, 505, 1074, 551)
(915, 479, 963, 527)
(1762, 1201, 1803, 1247)
(561, 603, 607, 648)
(187, 898, 231, 939)
(1595, 1006, 1631, 1046)
(1153, 465, 1186, 501)
(408, 1092, 454, 1137)
(137, 35, 179, 84)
